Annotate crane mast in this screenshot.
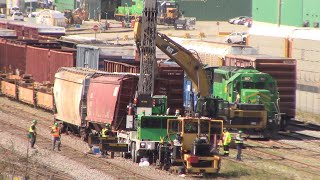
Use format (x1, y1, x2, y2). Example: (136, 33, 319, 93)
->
(137, 0, 158, 96)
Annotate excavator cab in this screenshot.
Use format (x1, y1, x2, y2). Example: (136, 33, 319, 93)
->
(195, 97, 229, 119)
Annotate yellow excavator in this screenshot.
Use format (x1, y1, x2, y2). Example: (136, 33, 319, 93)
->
(134, 9, 267, 174)
(134, 17, 224, 176)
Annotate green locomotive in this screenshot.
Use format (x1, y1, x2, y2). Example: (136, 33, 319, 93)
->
(210, 67, 281, 137)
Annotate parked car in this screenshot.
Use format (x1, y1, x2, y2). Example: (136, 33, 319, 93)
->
(0, 14, 6, 19)
(12, 12, 24, 21)
(225, 32, 248, 44)
(228, 16, 249, 24)
(10, 6, 20, 15)
(244, 18, 253, 27)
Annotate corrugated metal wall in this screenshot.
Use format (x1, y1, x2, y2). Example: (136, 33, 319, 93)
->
(253, 0, 320, 27)
(253, 0, 279, 24)
(76, 45, 100, 69)
(176, 0, 252, 21)
(54, 0, 76, 11)
(87, 0, 101, 20)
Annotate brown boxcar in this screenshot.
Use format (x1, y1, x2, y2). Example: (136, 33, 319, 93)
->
(155, 62, 184, 114)
(86, 74, 138, 130)
(224, 54, 296, 119)
(0, 38, 7, 70)
(26, 46, 50, 83)
(18, 85, 35, 105)
(48, 50, 75, 83)
(6, 41, 27, 74)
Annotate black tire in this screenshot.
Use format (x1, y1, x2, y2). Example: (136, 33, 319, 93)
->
(227, 39, 232, 43)
(243, 37, 247, 43)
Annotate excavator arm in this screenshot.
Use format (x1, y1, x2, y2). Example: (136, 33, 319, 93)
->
(134, 21, 210, 97)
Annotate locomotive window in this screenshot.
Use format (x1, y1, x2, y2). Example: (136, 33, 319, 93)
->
(243, 82, 254, 89)
(255, 82, 265, 89)
(161, 118, 168, 129)
(214, 73, 223, 83)
(184, 122, 198, 133)
(201, 122, 209, 134)
(141, 118, 162, 128)
(169, 120, 181, 133)
(267, 83, 276, 92)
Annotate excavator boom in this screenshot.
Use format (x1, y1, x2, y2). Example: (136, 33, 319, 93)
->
(134, 21, 210, 97)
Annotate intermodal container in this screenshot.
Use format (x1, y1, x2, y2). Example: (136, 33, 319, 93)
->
(224, 54, 296, 118)
(86, 74, 138, 130)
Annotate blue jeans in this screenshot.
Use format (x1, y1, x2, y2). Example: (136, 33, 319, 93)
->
(52, 137, 61, 150)
(236, 143, 243, 160)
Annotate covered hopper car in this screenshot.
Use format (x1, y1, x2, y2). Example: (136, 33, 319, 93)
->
(53, 67, 138, 139)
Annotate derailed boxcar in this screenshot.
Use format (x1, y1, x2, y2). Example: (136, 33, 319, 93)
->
(86, 74, 138, 130)
(54, 67, 96, 133)
(53, 67, 138, 138)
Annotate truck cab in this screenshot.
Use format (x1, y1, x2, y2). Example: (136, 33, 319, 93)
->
(118, 95, 178, 163)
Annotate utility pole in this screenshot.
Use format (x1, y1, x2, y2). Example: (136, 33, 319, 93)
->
(277, 0, 282, 27)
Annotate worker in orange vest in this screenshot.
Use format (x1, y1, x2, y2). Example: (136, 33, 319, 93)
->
(51, 122, 61, 151)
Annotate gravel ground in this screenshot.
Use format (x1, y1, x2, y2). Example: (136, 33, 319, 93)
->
(0, 97, 190, 180)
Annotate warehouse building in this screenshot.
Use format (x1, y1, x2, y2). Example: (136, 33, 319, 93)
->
(176, 0, 252, 21)
(253, 0, 320, 28)
(54, 0, 119, 20)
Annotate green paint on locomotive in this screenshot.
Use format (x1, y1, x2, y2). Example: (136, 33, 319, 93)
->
(212, 67, 279, 118)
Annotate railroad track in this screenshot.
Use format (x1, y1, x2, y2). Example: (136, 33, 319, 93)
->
(0, 159, 73, 180)
(289, 120, 320, 131)
(278, 131, 320, 146)
(246, 140, 320, 177)
(0, 107, 152, 180)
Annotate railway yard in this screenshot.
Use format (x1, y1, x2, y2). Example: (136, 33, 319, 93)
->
(0, 14, 319, 180)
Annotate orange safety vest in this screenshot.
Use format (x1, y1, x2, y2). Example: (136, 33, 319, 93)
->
(51, 127, 60, 137)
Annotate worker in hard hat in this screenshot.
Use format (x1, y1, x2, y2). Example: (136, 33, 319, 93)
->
(28, 120, 37, 149)
(222, 128, 232, 156)
(51, 122, 61, 151)
(235, 130, 244, 161)
(100, 123, 112, 158)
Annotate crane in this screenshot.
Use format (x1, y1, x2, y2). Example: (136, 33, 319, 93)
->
(137, 0, 158, 97)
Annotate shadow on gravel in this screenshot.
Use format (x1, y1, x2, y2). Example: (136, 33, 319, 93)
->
(208, 170, 250, 179)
